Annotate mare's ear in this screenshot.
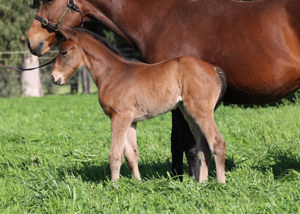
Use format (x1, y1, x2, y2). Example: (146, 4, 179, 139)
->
(59, 26, 78, 43)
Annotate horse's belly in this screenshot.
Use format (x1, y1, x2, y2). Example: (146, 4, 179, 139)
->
(223, 66, 300, 104)
(132, 96, 181, 122)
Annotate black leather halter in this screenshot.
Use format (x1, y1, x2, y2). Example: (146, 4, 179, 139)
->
(35, 0, 84, 32)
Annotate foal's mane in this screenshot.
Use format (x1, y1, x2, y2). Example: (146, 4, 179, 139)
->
(72, 28, 123, 56)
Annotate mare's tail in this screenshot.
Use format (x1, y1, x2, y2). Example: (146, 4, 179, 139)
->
(214, 67, 227, 110)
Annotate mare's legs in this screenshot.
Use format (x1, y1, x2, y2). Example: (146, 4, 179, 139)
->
(109, 113, 133, 182)
(124, 122, 141, 180)
(171, 109, 200, 181)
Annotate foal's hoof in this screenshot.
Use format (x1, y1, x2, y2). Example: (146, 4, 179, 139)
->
(111, 180, 120, 188)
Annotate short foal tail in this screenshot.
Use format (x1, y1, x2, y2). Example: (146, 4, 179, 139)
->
(214, 67, 227, 110)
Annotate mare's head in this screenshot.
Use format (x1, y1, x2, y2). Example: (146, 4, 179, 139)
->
(27, 0, 83, 56)
(51, 29, 84, 85)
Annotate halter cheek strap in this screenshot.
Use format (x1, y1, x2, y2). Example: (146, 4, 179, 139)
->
(35, 0, 84, 32)
(58, 4, 71, 24)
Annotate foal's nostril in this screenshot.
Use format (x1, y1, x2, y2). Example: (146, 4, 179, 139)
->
(51, 75, 63, 85)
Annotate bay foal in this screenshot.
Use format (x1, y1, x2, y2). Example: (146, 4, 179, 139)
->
(51, 27, 227, 183)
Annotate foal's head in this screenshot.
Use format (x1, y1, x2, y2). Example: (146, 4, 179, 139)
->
(52, 26, 123, 85)
(51, 40, 84, 85)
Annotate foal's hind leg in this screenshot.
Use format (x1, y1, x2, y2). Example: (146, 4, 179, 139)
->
(109, 113, 133, 182)
(124, 122, 141, 180)
(178, 104, 211, 183)
(195, 115, 225, 183)
(198, 132, 212, 183)
(181, 102, 226, 183)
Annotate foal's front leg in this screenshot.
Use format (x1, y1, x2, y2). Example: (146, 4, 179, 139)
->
(124, 122, 141, 180)
(109, 113, 133, 182)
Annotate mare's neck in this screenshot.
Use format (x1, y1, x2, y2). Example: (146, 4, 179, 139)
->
(81, 0, 135, 46)
(83, 0, 175, 53)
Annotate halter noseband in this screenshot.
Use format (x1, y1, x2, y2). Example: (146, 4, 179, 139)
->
(35, 0, 84, 32)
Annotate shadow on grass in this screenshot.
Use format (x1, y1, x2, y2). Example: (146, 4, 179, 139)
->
(57, 155, 237, 183)
(60, 161, 111, 183)
(58, 161, 173, 184)
(252, 148, 300, 179)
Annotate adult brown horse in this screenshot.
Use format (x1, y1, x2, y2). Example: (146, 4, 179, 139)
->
(27, 0, 300, 181)
(51, 27, 227, 182)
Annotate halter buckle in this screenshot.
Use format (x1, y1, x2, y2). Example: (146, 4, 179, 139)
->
(42, 19, 49, 26)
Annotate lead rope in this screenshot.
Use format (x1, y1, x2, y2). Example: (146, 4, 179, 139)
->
(0, 54, 57, 72)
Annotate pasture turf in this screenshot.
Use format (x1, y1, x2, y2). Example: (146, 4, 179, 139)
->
(0, 94, 299, 213)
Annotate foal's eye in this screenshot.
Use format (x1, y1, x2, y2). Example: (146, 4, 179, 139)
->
(61, 50, 68, 56)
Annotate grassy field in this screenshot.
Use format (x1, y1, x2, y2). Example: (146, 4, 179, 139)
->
(0, 94, 299, 213)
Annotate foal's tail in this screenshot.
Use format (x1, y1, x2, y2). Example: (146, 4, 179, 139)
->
(214, 67, 227, 110)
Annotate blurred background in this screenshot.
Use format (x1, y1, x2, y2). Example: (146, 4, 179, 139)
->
(0, 0, 141, 97)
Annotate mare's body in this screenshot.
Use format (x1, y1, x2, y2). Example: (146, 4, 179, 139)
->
(27, 0, 300, 180)
(52, 28, 227, 182)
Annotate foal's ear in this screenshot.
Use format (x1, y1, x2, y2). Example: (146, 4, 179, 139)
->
(59, 26, 78, 43)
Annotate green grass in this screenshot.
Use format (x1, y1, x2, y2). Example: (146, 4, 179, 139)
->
(0, 94, 299, 213)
